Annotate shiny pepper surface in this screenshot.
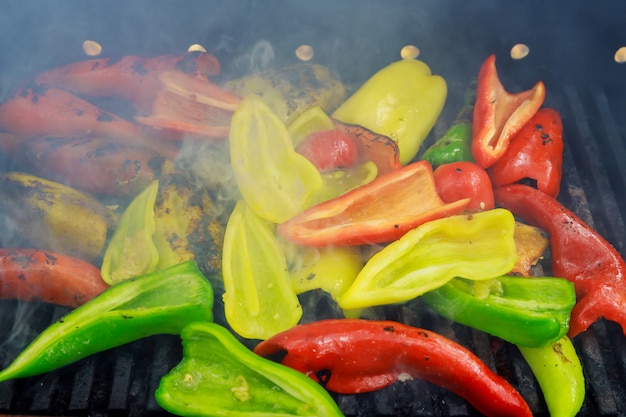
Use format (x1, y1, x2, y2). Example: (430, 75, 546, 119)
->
(332, 59, 447, 165)
(229, 94, 322, 224)
(338, 208, 518, 309)
(156, 322, 344, 417)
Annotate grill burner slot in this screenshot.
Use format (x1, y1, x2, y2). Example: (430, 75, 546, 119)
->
(0, 84, 625, 416)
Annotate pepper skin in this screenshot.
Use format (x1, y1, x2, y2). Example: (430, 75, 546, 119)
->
(421, 79, 476, 166)
(255, 319, 532, 417)
(332, 59, 447, 165)
(337, 209, 518, 310)
(489, 107, 564, 198)
(278, 160, 470, 247)
(472, 54, 545, 168)
(433, 161, 495, 211)
(494, 184, 626, 337)
(518, 336, 585, 417)
(156, 322, 345, 417)
(0, 261, 214, 382)
(421, 275, 576, 347)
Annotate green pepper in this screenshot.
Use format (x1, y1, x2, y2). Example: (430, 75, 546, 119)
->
(156, 322, 345, 417)
(337, 208, 517, 310)
(0, 261, 213, 382)
(421, 275, 576, 347)
(229, 94, 323, 224)
(101, 179, 160, 285)
(222, 200, 302, 340)
(421, 80, 476, 166)
(518, 336, 585, 417)
(332, 58, 447, 165)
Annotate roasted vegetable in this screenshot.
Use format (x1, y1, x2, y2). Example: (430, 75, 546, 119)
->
(472, 54, 545, 168)
(255, 319, 532, 417)
(222, 200, 302, 340)
(421, 275, 576, 347)
(156, 322, 345, 417)
(225, 63, 346, 125)
(511, 221, 550, 276)
(0, 171, 118, 263)
(0, 248, 108, 308)
(433, 161, 495, 211)
(0, 261, 214, 382)
(229, 94, 322, 224)
(332, 59, 447, 165)
(337, 208, 518, 310)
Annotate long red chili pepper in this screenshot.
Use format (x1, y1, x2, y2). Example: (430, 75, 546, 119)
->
(254, 319, 532, 417)
(494, 183, 626, 337)
(0, 248, 108, 308)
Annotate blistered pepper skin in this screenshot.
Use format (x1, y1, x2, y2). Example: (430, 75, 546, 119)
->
(332, 59, 447, 165)
(255, 319, 532, 417)
(157, 322, 345, 417)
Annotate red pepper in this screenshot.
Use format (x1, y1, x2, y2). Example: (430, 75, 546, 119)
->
(494, 184, 626, 337)
(254, 319, 532, 417)
(472, 54, 546, 168)
(277, 160, 470, 246)
(433, 161, 495, 211)
(489, 108, 564, 198)
(295, 128, 359, 172)
(0, 248, 108, 307)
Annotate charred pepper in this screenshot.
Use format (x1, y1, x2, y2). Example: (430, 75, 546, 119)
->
(421, 275, 576, 347)
(489, 107, 564, 198)
(156, 322, 345, 417)
(0, 261, 213, 382)
(472, 54, 545, 168)
(495, 183, 626, 337)
(255, 319, 532, 417)
(332, 59, 447, 165)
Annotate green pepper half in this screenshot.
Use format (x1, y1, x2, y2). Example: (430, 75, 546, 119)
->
(421, 275, 576, 347)
(0, 261, 214, 382)
(156, 322, 345, 417)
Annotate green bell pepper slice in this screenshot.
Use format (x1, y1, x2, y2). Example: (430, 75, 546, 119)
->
(337, 208, 517, 310)
(332, 59, 447, 165)
(156, 322, 345, 417)
(222, 200, 302, 340)
(0, 261, 213, 382)
(229, 94, 323, 224)
(421, 275, 576, 347)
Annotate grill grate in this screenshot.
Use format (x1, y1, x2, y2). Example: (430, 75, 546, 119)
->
(1, 84, 626, 416)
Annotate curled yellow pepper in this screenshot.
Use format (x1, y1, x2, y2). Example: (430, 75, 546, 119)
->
(332, 59, 447, 165)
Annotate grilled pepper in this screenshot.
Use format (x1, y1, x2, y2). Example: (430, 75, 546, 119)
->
(518, 336, 585, 417)
(489, 107, 564, 198)
(433, 161, 495, 211)
(278, 160, 470, 247)
(332, 59, 447, 165)
(156, 322, 345, 417)
(337, 208, 518, 310)
(495, 183, 626, 337)
(229, 94, 323, 224)
(472, 54, 545, 168)
(421, 275, 576, 347)
(0, 261, 213, 382)
(421, 79, 476, 166)
(255, 319, 532, 417)
(222, 200, 302, 340)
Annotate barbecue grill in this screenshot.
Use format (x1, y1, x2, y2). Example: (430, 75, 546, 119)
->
(1, 0, 626, 416)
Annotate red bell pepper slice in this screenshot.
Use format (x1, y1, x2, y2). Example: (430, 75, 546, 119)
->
(255, 319, 532, 417)
(489, 108, 564, 198)
(494, 184, 626, 337)
(433, 161, 495, 211)
(472, 54, 546, 168)
(277, 160, 469, 246)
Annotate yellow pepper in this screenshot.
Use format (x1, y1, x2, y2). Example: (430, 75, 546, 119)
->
(338, 208, 517, 310)
(332, 59, 447, 165)
(229, 94, 323, 224)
